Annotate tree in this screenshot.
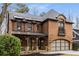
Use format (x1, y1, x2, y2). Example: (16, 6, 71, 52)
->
(32, 6, 38, 15)
(75, 17, 79, 29)
(0, 3, 11, 24)
(72, 42, 79, 51)
(1, 3, 29, 14)
(15, 3, 29, 13)
(0, 3, 29, 24)
(0, 34, 21, 56)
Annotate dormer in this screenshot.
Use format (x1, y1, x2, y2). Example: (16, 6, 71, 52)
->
(57, 14, 66, 21)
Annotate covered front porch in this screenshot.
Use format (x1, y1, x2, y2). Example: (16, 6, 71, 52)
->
(12, 32, 48, 54)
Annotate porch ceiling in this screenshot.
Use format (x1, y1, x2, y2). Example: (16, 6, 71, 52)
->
(11, 31, 48, 36)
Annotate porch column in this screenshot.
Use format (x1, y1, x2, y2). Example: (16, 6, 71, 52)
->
(36, 37, 39, 52)
(27, 37, 29, 52)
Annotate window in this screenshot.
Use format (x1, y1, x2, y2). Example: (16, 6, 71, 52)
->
(12, 21, 16, 31)
(37, 24, 41, 32)
(27, 23, 32, 32)
(39, 39, 46, 50)
(58, 21, 65, 36)
(16, 21, 21, 31)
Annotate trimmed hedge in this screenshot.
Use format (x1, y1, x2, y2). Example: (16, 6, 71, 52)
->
(72, 42, 79, 51)
(0, 34, 21, 56)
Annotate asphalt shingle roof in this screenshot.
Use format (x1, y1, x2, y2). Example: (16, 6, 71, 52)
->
(9, 9, 73, 23)
(42, 9, 59, 20)
(9, 12, 44, 22)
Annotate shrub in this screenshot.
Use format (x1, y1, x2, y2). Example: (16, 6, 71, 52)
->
(72, 42, 79, 51)
(0, 34, 21, 56)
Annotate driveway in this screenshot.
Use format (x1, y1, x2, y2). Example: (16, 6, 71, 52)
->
(40, 50, 79, 55)
(21, 50, 79, 56)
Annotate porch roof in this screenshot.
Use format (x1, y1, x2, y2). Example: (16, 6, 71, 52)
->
(11, 31, 48, 36)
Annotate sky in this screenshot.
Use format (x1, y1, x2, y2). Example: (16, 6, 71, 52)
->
(27, 3, 79, 21)
(0, 3, 79, 19)
(0, 3, 79, 26)
(27, 3, 79, 27)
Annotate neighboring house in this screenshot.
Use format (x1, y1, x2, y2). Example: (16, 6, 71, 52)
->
(0, 9, 73, 53)
(73, 29, 79, 42)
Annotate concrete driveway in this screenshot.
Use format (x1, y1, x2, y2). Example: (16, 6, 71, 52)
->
(21, 50, 79, 56)
(40, 50, 79, 55)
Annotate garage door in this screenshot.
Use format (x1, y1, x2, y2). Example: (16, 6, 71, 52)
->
(51, 40, 70, 51)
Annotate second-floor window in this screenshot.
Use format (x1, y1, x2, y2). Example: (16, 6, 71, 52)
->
(37, 24, 41, 32)
(16, 21, 21, 31)
(58, 21, 65, 36)
(27, 23, 32, 32)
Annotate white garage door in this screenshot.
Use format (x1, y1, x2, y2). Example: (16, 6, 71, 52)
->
(51, 40, 70, 51)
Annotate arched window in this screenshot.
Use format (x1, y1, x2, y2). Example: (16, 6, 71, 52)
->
(58, 21, 65, 36)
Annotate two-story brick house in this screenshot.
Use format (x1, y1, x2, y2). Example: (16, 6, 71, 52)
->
(0, 9, 73, 53)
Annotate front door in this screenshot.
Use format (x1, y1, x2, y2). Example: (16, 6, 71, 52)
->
(39, 39, 46, 50)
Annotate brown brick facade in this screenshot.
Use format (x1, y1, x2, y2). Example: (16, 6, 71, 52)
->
(7, 13, 73, 53)
(9, 21, 43, 33)
(47, 20, 73, 51)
